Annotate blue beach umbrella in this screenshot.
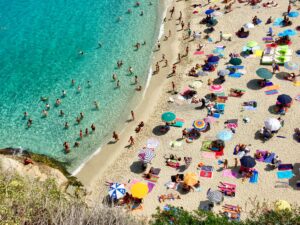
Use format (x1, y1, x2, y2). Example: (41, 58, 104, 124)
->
(240, 156, 256, 168)
(278, 29, 297, 37)
(205, 9, 215, 15)
(256, 68, 273, 79)
(216, 129, 233, 141)
(207, 56, 220, 64)
(109, 183, 126, 200)
(161, 112, 176, 122)
(277, 94, 292, 105)
(288, 11, 299, 18)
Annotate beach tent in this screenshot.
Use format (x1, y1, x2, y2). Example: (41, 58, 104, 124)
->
(229, 58, 242, 65)
(161, 112, 176, 123)
(131, 182, 148, 199)
(184, 172, 198, 186)
(264, 118, 281, 131)
(256, 68, 273, 79)
(216, 130, 233, 141)
(108, 183, 126, 200)
(240, 156, 256, 168)
(277, 94, 292, 105)
(138, 148, 155, 163)
(193, 119, 208, 131)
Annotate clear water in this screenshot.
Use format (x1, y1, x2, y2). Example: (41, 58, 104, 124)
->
(0, 0, 160, 171)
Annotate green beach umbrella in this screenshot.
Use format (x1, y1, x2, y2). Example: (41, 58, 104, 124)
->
(229, 58, 242, 66)
(247, 41, 258, 48)
(161, 112, 176, 123)
(256, 68, 273, 79)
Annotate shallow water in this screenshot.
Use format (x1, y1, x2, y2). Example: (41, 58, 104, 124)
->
(0, 0, 160, 171)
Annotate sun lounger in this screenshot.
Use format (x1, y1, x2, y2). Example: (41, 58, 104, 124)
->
(278, 164, 293, 171)
(277, 170, 295, 179)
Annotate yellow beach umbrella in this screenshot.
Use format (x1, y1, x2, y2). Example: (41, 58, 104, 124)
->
(274, 200, 291, 212)
(184, 172, 198, 186)
(131, 182, 148, 199)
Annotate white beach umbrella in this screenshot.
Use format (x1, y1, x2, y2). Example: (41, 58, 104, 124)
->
(108, 183, 126, 200)
(264, 118, 281, 131)
(244, 23, 254, 29)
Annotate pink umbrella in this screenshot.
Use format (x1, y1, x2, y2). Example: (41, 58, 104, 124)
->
(209, 85, 224, 92)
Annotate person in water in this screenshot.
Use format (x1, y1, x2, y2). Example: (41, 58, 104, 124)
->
(56, 98, 61, 106)
(71, 79, 75, 86)
(27, 118, 33, 128)
(62, 90, 67, 97)
(85, 128, 89, 136)
(79, 50, 84, 55)
(80, 112, 84, 119)
(24, 112, 28, 119)
(113, 131, 119, 141)
(77, 85, 81, 93)
(46, 104, 50, 110)
(113, 73, 117, 81)
(116, 80, 120, 88)
(65, 122, 69, 129)
(63, 142, 70, 153)
(91, 123, 96, 131)
(60, 110, 64, 116)
(42, 110, 48, 117)
(94, 101, 99, 109)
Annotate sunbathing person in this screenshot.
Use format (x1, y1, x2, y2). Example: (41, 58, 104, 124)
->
(254, 151, 263, 159)
(188, 67, 196, 76)
(282, 16, 292, 27)
(252, 16, 260, 25)
(242, 170, 254, 182)
(230, 89, 244, 97)
(135, 121, 144, 133)
(285, 73, 297, 82)
(209, 4, 220, 10)
(171, 174, 184, 183)
(165, 154, 181, 162)
(159, 193, 181, 202)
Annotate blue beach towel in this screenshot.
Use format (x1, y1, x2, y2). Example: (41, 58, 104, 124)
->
(277, 170, 295, 179)
(249, 171, 258, 184)
(227, 65, 244, 69)
(229, 73, 242, 78)
(213, 113, 220, 118)
(265, 90, 278, 95)
(264, 153, 275, 163)
(171, 121, 184, 127)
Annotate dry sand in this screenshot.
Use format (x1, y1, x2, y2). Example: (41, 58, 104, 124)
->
(77, 0, 300, 219)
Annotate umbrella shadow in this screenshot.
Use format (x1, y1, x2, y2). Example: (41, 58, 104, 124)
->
(254, 130, 264, 142)
(130, 161, 145, 174)
(276, 72, 289, 80)
(268, 105, 278, 115)
(288, 163, 300, 190)
(247, 79, 263, 90)
(199, 200, 213, 211)
(152, 125, 168, 136)
(176, 165, 187, 172)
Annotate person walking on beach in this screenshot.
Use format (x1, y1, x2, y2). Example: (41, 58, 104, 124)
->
(181, 21, 185, 30)
(185, 46, 189, 56)
(234, 158, 238, 168)
(161, 54, 165, 61)
(178, 11, 182, 21)
(169, 30, 171, 37)
(223, 159, 228, 169)
(91, 123, 96, 131)
(178, 53, 181, 62)
(165, 59, 168, 67)
(287, 4, 291, 14)
(156, 63, 160, 73)
(113, 131, 119, 142)
(157, 41, 161, 50)
(182, 128, 187, 139)
(172, 64, 176, 75)
(131, 110, 135, 121)
(170, 6, 175, 19)
(172, 81, 175, 92)
(219, 31, 223, 42)
(80, 130, 83, 139)
(272, 61, 280, 74)
(128, 136, 135, 146)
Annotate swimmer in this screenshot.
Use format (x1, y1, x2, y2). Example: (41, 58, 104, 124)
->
(85, 128, 89, 136)
(55, 98, 61, 106)
(27, 118, 33, 128)
(91, 123, 96, 131)
(24, 112, 28, 119)
(77, 85, 81, 93)
(94, 101, 99, 109)
(140, 11, 144, 16)
(64, 122, 69, 129)
(60, 110, 64, 116)
(98, 42, 102, 48)
(62, 90, 67, 97)
(74, 142, 80, 147)
(79, 50, 84, 55)
(135, 1, 140, 6)
(116, 80, 120, 88)
(134, 75, 138, 84)
(136, 85, 142, 91)
(127, 8, 132, 14)
(79, 130, 83, 139)
(71, 79, 75, 86)
(46, 104, 50, 110)
(128, 67, 133, 74)
(112, 73, 117, 81)
(42, 110, 48, 117)
(80, 112, 84, 119)
(63, 142, 70, 153)
(87, 80, 91, 88)
(76, 117, 81, 124)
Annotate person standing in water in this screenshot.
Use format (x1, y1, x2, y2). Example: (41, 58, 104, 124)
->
(62, 90, 67, 97)
(71, 79, 75, 86)
(113, 131, 119, 142)
(131, 110, 135, 121)
(85, 128, 89, 136)
(24, 112, 28, 119)
(79, 130, 83, 139)
(64, 122, 69, 129)
(91, 123, 96, 131)
(94, 101, 99, 109)
(134, 75, 138, 84)
(113, 73, 117, 81)
(116, 80, 120, 88)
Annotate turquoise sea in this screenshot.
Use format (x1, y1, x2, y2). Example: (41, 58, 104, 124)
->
(0, 0, 161, 171)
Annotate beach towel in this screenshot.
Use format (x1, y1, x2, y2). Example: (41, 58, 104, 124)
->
(223, 169, 238, 178)
(277, 170, 295, 179)
(200, 170, 213, 178)
(150, 167, 161, 175)
(169, 141, 182, 147)
(227, 65, 244, 69)
(229, 73, 242, 78)
(249, 171, 258, 184)
(255, 150, 268, 162)
(265, 90, 279, 95)
(278, 164, 293, 171)
(166, 161, 180, 168)
(201, 141, 213, 152)
(294, 81, 300, 87)
(265, 81, 273, 86)
(144, 175, 159, 183)
(194, 51, 204, 55)
(171, 118, 185, 127)
(266, 85, 280, 91)
(264, 153, 275, 163)
(147, 182, 155, 193)
(201, 165, 213, 172)
(244, 106, 257, 111)
(202, 152, 215, 159)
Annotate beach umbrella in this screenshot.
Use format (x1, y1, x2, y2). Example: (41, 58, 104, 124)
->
(288, 11, 299, 18)
(193, 119, 207, 131)
(264, 118, 281, 131)
(207, 189, 224, 203)
(216, 129, 233, 141)
(244, 23, 254, 29)
(161, 111, 176, 123)
(146, 138, 159, 149)
(274, 200, 291, 212)
(138, 148, 155, 163)
(284, 61, 299, 71)
(131, 182, 148, 199)
(218, 69, 230, 77)
(209, 84, 223, 92)
(229, 57, 242, 65)
(108, 183, 126, 200)
(247, 41, 258, 48)
(207, 56, 220, 64)
(184, 172, 198, 186)
(256, 68, 273, 79)
(240, 156, 256, 168)
(206, 18, 218, 27)
(277, 94, 292, 105)
(278, 29, 297, 37)
(205, 9, 214, 15)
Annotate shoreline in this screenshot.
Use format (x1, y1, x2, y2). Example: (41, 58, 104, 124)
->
(75, 0, 175, 184)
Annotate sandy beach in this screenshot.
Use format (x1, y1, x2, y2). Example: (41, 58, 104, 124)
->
(77, 0, 300, 219)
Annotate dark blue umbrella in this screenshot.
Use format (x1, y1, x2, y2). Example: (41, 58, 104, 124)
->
(208, 56, 220, 64)
(205, 9, 215, 15)
(240, 156, 256, 168)
(277, 94, 292, 105)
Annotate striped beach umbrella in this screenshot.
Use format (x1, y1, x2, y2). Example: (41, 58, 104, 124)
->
(161, 112, 176, 123)
(193, 119, 207, 131)
(207, 189, 224, 203)
(108, 183, 126, 200)
(138, 148, 155, 163)
(284, 61, 299, 71)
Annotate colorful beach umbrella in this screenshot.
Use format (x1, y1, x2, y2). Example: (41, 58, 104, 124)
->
(277, 94, 292, 105)
(288, 11, 299, 18)
(209, 84, 223, 92)
(216, 129, 233, 141)
(264, 118, 281, 131)
(205, 9, 214, 15)
(229, 57, 242, 65)
(108, 183, 126, 200)
(184, 172, 198, 186)
(247, 41, 258, 48)
(131, 182, 148, 199)
(207, 189, 224, 203)
(274, 200, 291, 212)
(284, 61, 299, 71)
(161, 111, 176, 122)
(193, 119, 207, 131)
(256, 68, 273, 79)
(138, 148, 155, 163)
(240, 156, 256, 168)
(218, 69, 230, 77)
